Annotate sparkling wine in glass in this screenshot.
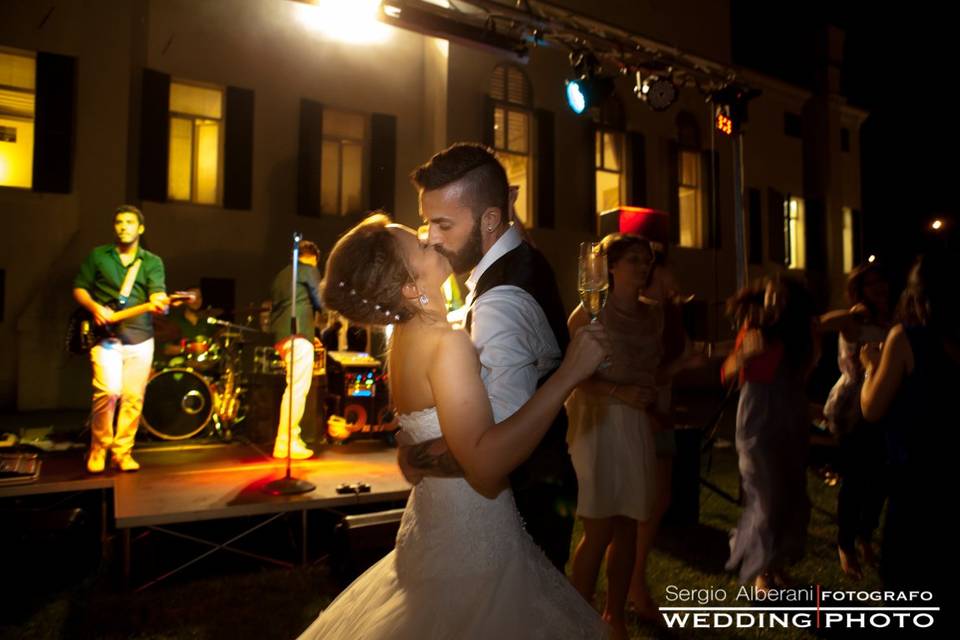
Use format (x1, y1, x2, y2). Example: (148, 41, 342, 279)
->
(578, 242, 608, 323)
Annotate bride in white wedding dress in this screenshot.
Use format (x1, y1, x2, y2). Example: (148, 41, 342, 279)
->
(297, 214, 610, 639)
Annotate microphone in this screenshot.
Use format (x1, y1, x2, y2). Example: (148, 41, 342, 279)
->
(207, 316, 256, 331)
(293, 231, 303, 243)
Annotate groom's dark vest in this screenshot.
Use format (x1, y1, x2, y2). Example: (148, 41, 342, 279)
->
(466, 241, 575, 495)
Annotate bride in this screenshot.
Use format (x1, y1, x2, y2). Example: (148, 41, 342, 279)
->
(297, 214, 610, 639)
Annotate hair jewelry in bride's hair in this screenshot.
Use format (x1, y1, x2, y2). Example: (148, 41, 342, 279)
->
(322, 213, 421, 327)
(338, 281, 401, 322)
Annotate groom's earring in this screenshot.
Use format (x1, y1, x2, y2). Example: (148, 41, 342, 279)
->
(418, 294, 429, 306)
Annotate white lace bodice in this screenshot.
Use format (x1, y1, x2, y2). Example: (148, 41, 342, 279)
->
(396, 406, 443, 444)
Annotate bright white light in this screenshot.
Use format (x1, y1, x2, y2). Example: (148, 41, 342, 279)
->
(868, 254, 876, 263)
(383, 4, 402, 18)
(566, 80, 587, 114)
(294, 0, 391, 45)
(931, 219, 943, 230)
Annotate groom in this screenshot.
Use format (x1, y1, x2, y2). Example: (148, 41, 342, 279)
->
(398, 143, 576, 571)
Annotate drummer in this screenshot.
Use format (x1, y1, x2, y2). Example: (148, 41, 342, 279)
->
(158, 286, 215, 360)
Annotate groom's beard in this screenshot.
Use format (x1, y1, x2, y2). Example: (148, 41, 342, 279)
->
(439, 217, 484, 276)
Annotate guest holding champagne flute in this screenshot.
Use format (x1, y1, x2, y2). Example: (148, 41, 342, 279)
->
(566, 234, 664, 639)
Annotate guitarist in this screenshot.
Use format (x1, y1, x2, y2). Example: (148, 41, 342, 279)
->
(72, 205, 169, 473)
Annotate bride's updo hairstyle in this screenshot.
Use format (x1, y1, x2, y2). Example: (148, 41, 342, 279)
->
(321, 213, 418, 327)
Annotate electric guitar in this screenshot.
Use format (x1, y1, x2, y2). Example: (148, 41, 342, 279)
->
(65, 291, 197, 355)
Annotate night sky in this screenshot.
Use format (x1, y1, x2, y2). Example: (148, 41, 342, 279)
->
(731, 1, 956, 279)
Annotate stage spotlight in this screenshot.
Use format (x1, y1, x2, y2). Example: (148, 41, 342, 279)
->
(566, 79, 588, 114)
(931, 218, 943, 231)
(565, 76, 614, 114)
(565, 50, 614, 114)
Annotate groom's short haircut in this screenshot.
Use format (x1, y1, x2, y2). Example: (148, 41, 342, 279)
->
(411, 143, 509, 221)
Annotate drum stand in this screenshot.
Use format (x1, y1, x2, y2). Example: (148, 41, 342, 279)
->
(264, 232, 316, 496)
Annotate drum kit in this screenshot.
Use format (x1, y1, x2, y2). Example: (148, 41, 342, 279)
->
(141, 310, 267, 441)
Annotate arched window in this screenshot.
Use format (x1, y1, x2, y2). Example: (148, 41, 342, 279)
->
(490, 64, 532, 226)
(675, 111, 705, 248)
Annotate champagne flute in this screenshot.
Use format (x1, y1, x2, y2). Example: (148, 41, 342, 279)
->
(578, 242, 608, 323)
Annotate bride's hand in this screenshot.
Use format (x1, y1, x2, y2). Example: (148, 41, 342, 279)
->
(560, 323, 611, 382)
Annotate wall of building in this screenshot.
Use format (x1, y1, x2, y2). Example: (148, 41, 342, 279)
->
(0, 0, 864, 410)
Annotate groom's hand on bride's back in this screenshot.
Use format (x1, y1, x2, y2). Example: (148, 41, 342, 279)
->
(559, 323, 611, 382)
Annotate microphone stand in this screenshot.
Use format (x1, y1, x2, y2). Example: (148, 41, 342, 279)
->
(265, 232, 316, 496)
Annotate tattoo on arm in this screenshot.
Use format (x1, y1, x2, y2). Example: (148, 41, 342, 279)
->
(403, 437, 465, 478)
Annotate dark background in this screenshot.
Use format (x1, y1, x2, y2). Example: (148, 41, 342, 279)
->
(732, 0, 956, 282)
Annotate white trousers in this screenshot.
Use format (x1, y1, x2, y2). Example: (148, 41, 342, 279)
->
(89, 338, 154, 456)
(276, 337, 314, 445)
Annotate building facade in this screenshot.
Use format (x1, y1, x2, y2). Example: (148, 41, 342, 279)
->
(0, 0, 866, 410)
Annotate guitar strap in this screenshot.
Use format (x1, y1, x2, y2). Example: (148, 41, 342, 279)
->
(116, 258, 142, 309)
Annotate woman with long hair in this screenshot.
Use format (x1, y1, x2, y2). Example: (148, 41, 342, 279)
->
(860, 252, 959, 601)
(722, 275, 817, 592)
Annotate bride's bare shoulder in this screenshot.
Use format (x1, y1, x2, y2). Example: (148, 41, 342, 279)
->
(429, 327, 478, 368)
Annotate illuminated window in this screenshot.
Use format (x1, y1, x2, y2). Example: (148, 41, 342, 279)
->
(168, 81, 223, 204)
(842, 206, 854, 273)
(0, 50, 36, 189)
(675, 113, 707, 248)
(595, 129, 623, 213)
(678, 150, 705, 248)
(490, 64, 531, 226)
(321, 108, 365, 216)
(784, 195, 806, 269)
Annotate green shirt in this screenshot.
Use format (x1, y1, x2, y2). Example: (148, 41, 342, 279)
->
(74, 244, 166, 344)
(270, 261, 322, 343)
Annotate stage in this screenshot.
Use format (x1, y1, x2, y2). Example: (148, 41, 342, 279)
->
(0, 440, 411, 588)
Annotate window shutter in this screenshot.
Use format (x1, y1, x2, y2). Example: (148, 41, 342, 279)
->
(32, 52, 76, 194)
(297, 99, 323, 217)
(767, 188, 785, 265)
(369, 113, 397, 213)
(223, 85, 254, 210)
(628, 132, 646, 206)
(534, 108, 554, 229)
(138, 68, 170, 202)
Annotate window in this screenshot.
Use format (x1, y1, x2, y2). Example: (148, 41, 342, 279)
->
(321, 108, 365, 216)
(0, 50, 36, 189)
(784, 195, 806, 269)
(675, 113, 707, 248)
(595, 129, 624, 213)
(842, 206, 854, 273)
(490, 64, 532, 226)
(168, 81, 223, 204)
(678, 150, 706, 248)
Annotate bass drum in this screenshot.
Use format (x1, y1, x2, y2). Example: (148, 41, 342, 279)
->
(142, 368, 214, 440)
